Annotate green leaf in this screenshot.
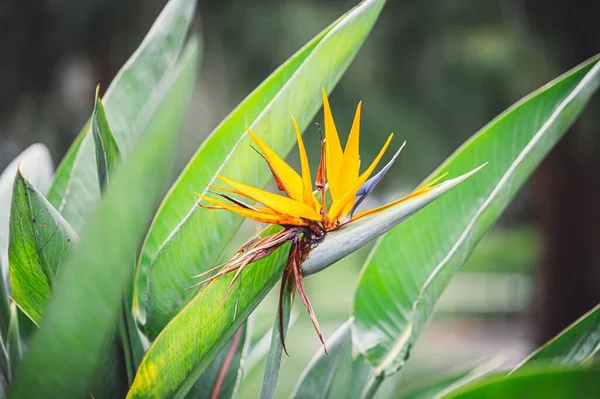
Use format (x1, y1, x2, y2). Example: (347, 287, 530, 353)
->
(46, 124, 85, 208)
(141, 0, 387, 337)
(300, 348, 399, 399)
(0, 146, 49, 391)
(92, 85, 121, 192)
(14, 305, 38, 350)
(118, 290, 146, 386)
(440, 368, 600, 399)
(46, 0, 196, 232)
(0, 144, 53, 278)
(128, 225, 290, 398)
(350, 355, 375, 399)
(134, 2, 347, 323)
(7, 302, 22, 383)
(291, 320, 353, 399)
(186, 322, 250, 399)
(90, 83, 141, 384)
(9, 37, 198, 399)
(8, 170, 78, 324)
(352, 57, 600, 376)
(396, 359, 501, 399)
(316, 350, 399, 399)
(513, 304, 600, 370)
(260, 282, 292, 399)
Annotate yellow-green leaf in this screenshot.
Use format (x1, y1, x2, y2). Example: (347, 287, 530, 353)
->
(352, 57, 600, 376)
(8, 171, 78, 324)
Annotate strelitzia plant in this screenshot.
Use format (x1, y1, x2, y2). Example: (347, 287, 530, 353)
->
(194, 89, 483, 351)
(3, 0, 600, 398)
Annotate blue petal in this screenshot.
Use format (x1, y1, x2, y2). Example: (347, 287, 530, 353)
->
(350, 141, 406, 217)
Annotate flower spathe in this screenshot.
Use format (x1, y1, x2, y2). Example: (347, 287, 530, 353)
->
(194, 89, 450, 352)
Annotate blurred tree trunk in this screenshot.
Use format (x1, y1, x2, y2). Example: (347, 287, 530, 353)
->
(530, 133, 600, 344)
(525, 0, 600, 344)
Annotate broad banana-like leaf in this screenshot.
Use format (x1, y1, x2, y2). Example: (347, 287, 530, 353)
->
(90, 84, 143, 383)
(513, 304, 600, 370)
(440, 368, 600, 399)
(8, 171, 78, 323)
(141, 0, 387, 338)
(9, 37, 197, 399)
(0, 145, 53, 342)
(352, 57, 600, 376)
(46, 0, 196, 232)
(0, 144, 53, 280)
(127, 164, 480, 398)
(92, 86, 121, 192)
(135, 9, 341, 310)
(127, 226, 290, 399)
(291, 320, 353, 399)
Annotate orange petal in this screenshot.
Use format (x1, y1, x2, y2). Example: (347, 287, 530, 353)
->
(207, 184, 241, 194)
(246, 127, 303, 201)
(322, 88, 343, 201)
(292, 116, 320, 211)
(217, 175, 322, 221)
(337, 101, 362, 217)
(328, 133, 394, 222)
(196, 194, 308, 226)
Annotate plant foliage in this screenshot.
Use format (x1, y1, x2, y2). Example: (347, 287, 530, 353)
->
(1, 0, 599, 398)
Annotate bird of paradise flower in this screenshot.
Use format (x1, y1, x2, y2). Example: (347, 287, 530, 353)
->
(194, 89, 470, 353)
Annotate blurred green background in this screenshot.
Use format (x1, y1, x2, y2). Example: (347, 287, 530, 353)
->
(1, 0, 599, 397)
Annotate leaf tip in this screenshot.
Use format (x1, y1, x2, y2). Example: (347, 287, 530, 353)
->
(93, 84, 102, 110)
(469, 162, 489, 176)
(15, 163, 24, 178)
